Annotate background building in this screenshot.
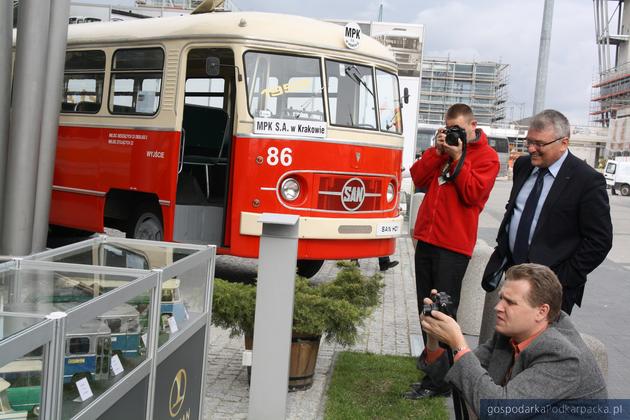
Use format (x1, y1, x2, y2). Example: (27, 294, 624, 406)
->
(592, 0, 630, 156)
(63, 0, 236, 23)
(418, 58, 509, 126)
(415, 58, 509, 155)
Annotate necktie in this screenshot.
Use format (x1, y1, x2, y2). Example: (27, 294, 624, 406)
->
(512, 168, 547, 264)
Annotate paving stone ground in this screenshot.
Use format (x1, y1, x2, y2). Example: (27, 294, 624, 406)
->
(203, 232, 421, 420)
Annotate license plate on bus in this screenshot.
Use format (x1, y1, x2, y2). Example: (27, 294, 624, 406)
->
(376, 222, 401, 236)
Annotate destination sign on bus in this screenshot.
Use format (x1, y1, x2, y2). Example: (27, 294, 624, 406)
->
(253, 118, 327, 139)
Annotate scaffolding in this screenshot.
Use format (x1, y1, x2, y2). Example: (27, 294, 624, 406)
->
(134, 0, 238, 11)
(418, 57, 509, 126)
(591, 0, 630, 142)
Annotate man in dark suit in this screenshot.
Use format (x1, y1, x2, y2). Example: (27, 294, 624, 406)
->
(484, 109, 612, 314)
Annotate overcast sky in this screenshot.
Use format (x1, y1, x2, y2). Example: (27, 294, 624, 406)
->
(87, 0, 600, 125)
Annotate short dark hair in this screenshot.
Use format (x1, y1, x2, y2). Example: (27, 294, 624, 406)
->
(529, 109, 570, 139)
(445, 103, 474, 122)
(505, 263, 562, 322)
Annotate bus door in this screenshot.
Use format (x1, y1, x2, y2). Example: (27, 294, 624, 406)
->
(94, 335, 111, 381)
(174, 48, 236, 246)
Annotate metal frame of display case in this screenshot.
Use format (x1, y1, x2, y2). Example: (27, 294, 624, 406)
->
(0, 236, 215, 420)
(0, 311, 56, 418)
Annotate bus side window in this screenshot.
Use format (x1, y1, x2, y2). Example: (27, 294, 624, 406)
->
(110, 47, 164, 115)
(68, 337, 90, 354)
(61, 50, 106, 114)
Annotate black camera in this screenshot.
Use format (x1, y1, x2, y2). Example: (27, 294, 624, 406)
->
(443, 125, 467, 146)
(422, 292, 455, 317)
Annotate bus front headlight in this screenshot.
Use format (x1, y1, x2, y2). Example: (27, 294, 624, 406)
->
(386, 182, 396, 203)
(281, 178, 300, 201)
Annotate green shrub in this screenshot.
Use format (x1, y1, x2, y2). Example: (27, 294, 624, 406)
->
(211, 261, 383, 347)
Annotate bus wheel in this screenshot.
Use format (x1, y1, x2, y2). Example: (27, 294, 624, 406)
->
(31, 405, 40, 417)
(620, 184, 630, 196)
(296, 260, 324, 278)
(128, 207, 163, 240)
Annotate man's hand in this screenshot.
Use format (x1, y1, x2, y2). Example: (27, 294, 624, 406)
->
(420, 290, 467, 351)
(435, 129, 446, 155)
(435, 129, 463, 161)
(443, 139, 463, 162)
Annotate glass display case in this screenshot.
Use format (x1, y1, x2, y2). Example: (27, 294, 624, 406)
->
(0, 236, 215, 419)
(0, 312, 52, 420)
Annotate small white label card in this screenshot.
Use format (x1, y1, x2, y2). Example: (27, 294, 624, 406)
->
(75, 377, 93, 402)
(141, 333, 148, 346)
(111, 354, 124, 376)
(167, 316, 179, 333)
(242, 350, 253, 366)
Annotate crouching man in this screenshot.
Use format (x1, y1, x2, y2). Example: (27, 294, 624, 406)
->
(418, 263, 607, 416)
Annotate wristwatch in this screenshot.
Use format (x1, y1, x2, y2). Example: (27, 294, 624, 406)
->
(453, 346, 468, 356)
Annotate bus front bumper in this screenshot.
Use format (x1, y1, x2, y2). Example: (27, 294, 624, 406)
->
(240, 212, 403, 239)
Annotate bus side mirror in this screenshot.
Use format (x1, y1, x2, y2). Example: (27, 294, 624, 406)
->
(206, 57, 221, 76)
(403, 87, 410, 104)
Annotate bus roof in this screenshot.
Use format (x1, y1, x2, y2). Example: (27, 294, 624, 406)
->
(64, 12, 396, 66)
(67, 319, 111, 336)
(0, 359, 43, 374)
(100, 303, 140, 318)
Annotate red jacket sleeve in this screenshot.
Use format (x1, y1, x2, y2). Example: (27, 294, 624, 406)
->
(451, 150, 500, 207)
(410, 147, 448, 190)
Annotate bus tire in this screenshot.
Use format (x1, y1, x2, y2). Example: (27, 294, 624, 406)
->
(296, 259, 324, 278)
(620, 184, 630, 196)
(31, 405, 40, 417)
(127, 205, 163, 240)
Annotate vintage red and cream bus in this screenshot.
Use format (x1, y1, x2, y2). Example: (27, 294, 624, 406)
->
(51, 12, 404, 276)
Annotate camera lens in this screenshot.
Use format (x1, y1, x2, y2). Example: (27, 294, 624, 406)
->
(445, 132, 460, 146)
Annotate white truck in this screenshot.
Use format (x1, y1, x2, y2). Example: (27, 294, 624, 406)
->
(604, 159, 630, 196)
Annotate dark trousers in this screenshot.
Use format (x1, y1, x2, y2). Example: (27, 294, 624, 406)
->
(414, 241, 470, 390)
(415, 241, 470, 326)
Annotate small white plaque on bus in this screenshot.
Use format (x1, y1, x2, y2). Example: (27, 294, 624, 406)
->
(376, 222, 401, 236)
(254, 118, 326, 139)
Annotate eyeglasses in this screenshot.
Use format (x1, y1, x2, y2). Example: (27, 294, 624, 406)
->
(524, 136, 566, 149)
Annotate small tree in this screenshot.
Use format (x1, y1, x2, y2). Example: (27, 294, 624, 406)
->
(211, 262, 383, 347)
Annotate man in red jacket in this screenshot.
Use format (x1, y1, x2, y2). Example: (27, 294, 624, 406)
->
(405, 103, 499, 399)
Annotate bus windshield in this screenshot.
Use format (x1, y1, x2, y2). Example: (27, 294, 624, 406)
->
(376, 69, 402, 134)
(245, 52, 324, 121)
(326, 60, 377, 130)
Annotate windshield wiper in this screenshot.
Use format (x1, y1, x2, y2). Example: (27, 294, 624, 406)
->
(345, 65, 374, 98)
